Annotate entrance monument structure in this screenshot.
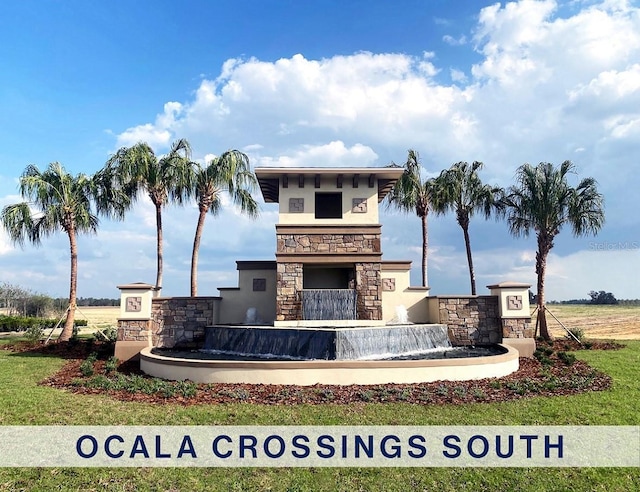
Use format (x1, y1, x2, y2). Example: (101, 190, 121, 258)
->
(115, 166, 534, 385)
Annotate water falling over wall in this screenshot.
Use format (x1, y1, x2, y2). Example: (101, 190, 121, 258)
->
(302, 289, 357, 320)
(202, 324, 452, 360)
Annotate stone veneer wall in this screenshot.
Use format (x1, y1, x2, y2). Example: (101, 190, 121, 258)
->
(436, 296, 501, 345)
(355, 262, 382, 320)
(275, 261, 382, 321)
(276, 263, 303, 321)
(277, 233, 381, 254)
(117, 319, 151, 343)
(149, 297, 220, 348)
(501, 318, 533, 338)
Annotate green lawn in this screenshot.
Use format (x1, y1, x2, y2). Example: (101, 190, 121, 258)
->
(0, 341, 638, 491)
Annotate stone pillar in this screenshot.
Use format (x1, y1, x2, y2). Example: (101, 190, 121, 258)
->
(114, 282, 156, 362)
(355, 262, 382, 320)
(487, 281, 535, 357)
(276, 262, 303, 321)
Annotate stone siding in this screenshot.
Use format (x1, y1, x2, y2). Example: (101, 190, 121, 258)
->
(502, 317, 533, 338)
(276, 233, 381, 254)
(276, 262, 303, 321)
(150, 297, 220, 348)
(355, 262, 382, 320)
(117, 319, 151, 342)
(436, 296, 501, 346)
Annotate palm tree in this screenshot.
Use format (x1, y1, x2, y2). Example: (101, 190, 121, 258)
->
(386, 150, 436, 287)
(433, 161, 504, 295)
(106, 138, 195, 295)
(190, 150, 259, 296)
(1, 163, 105, 341)
(503, 161, 604, 340)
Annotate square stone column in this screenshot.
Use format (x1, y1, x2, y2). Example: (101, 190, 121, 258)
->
(487, 281, 535, 357)
(115, 282, 156, 362)
(276, 262, 303, 321)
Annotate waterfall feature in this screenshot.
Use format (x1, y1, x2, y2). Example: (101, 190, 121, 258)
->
(335, 325, 451, 360)
(202, 324, 452, 360)
(302, 289, 357, 320)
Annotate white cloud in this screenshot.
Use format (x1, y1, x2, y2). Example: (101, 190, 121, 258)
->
(256, 141, 378, 168)
(443, 34, 467, 46)
(6, 0, 640, 300)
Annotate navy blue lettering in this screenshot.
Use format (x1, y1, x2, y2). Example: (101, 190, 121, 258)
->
(156, 435, 171, 458)
(130, 435, 150, 458)
(355, 435, 374, 458)
(545, 435, 563, 458)
(316, 435, 335, 458)
(264, 435, 285, 459)
(443, 435, 461, 458)
(76, 435, 98, 459)
(408, 435, 427, 458)
(520, 435, 538, 458)
(240, 435, 258, 458)
(496, 435, 514, 458)
(341, 434, 348, 458)
(467, 435, 489, 458)
(105, 435, 124, 459)
(291, 435, 310, 458)
(212, 435, 232, 459)
(178, 436, 197, 458)
(380, 435, 401, 458)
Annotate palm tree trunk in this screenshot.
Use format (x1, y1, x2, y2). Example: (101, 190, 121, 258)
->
(60, 228, 77, 342)
(462, 223, 476, 295)
(190, 208, 208, 297)
(536, 236, 552, 340)
(155, 203, 163, 296)
(421, 213, 428, 287)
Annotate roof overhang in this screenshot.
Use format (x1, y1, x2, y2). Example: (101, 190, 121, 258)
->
(255, 166, 404, 203)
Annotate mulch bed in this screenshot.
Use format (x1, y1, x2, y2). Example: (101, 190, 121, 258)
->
(4, 338, 622, 407)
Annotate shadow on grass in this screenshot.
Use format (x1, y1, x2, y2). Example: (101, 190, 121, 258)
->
(4, 339, 114, 360)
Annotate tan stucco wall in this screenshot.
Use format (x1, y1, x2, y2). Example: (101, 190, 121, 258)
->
(490, 287, 531, 318)
(278, 176, 379, 225)
(119, 287, 154, 320)
(380, 267, 429, 323)
(219, 269, 277, 324)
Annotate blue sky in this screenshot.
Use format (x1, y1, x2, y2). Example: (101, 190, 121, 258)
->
(1, 0, 639, 301)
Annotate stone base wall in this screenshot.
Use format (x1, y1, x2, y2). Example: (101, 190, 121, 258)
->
(502, 318, 533, 338)
(355, 262, 382, 320)
(150, 297, 220, 348)
(117, 319, 152, 342)
(277, 233, 381, 255)
(436, 296, 501, 345)
(276, 262, 303, 321)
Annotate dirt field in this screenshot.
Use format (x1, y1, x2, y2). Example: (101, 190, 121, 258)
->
(76, 304, 639, 340)
(7, 303, 632, 340)
(532, 304, 640, 340)
(74, 306, 119, 332)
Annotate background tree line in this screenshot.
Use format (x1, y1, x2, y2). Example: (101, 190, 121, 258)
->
(0, 282, 118, 317)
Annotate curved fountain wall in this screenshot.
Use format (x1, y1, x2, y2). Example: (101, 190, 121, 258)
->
(140, 343, 519, 385)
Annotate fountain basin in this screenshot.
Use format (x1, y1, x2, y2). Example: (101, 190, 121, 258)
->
(200, 324, 454, 361)
(139, 343, 519, 386)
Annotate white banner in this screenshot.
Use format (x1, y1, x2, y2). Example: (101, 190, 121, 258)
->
(0, 426, 638, 467)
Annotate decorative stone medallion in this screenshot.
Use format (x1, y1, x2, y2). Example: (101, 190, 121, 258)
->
(125, 296, 142, 312)
(382, 278, 396, 292)
(253, 278, 266, 291)
(289, 198, 304, 213)
(352, 198, 367, 213)
(507, 295, 523, 310)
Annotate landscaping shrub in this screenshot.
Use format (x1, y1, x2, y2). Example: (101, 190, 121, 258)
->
(24, 324, 44, 343)
(0, 314, 87, 332)
(567, 327, 585, 342)
(94, 326, 118, 343)
(104, 356, 119, 375)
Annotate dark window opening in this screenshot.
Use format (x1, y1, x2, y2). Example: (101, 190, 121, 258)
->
(315, 192, 342, 219)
